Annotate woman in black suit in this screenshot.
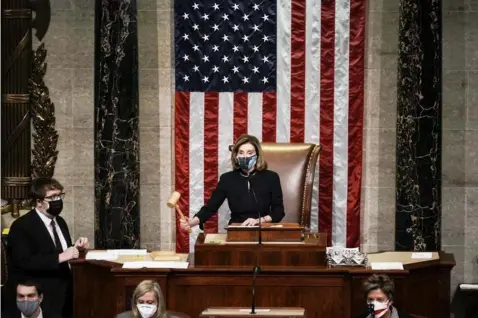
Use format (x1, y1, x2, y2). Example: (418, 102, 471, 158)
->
(180, 134, 285, 231)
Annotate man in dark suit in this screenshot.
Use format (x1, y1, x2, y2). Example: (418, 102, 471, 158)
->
(2, 280, 63, 318)
(5, 178, 89, 318)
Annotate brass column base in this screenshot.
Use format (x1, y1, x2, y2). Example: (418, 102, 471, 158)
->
(11, 199, 20, 218)
(1, 198, 30, 218)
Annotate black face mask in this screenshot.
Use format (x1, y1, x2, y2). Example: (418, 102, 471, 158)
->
(47, 199, 63, 216)
(236, 155, 257, 171)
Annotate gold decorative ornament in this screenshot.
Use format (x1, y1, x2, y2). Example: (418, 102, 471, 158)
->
(29, 43, 59, 179)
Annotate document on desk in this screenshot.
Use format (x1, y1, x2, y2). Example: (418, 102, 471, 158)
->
(370, 262, 404, 270)
(85, 250, 119, 261)
(122, 261, 189, 269)
(411, 252, 433, 259)
(86, 249, 149, 261)
(204, 233, 227, 244)
(226, 225, 259, 228)
(459, 284, 478, 290)
(107, 249, 148, 255)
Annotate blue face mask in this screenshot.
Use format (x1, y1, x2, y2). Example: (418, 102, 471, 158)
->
(236, 155, 257, 171)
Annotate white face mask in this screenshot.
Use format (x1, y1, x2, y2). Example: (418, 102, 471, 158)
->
(137, 304, 157, 318)
(369, 300, 390, 317)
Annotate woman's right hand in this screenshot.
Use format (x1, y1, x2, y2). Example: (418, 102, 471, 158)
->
(180, 216, 200, 231)
(180, 217, 191, 232)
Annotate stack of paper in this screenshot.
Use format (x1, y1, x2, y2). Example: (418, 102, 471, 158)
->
(86, 249, 189, 268)
(86, 249, 148, 261)
(411, 252, 433, 259)
(107, 249, 148, 255)
(204, 233, 227, 244)
(370, 262, 404, 270)
(460, 284, 478, 291)
(85, 251, 118, 261)
(122, 261, 189, 269)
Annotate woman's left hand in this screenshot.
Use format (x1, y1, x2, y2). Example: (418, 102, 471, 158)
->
(241, 218, 260, 226)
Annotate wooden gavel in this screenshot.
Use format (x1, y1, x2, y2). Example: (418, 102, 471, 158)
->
(167, 191, 192, 233)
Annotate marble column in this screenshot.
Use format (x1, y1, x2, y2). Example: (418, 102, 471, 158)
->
(395, 0, 442, 251)
(94, 0, 140, 249)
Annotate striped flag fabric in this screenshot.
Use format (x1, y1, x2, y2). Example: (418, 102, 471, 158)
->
(174, 0, 365, 253)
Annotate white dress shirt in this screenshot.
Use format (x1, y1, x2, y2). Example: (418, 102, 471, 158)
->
(35, 209, 68, 252)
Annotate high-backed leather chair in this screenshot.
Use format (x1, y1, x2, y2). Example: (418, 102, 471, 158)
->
(230, 142, 321, 227)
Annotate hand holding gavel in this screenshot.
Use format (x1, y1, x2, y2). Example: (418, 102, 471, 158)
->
(167, 191, 199, 233)
(179, 216, 200, 232)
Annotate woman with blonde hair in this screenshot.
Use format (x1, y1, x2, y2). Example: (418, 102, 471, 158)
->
(180, 134, 285, 230)
(116, 280, 167, 318)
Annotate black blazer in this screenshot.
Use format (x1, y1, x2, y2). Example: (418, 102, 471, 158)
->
(5, 210, 73, 317)
(195, 169, 285, 226)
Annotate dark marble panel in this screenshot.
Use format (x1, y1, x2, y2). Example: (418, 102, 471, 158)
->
(395, 0, 442, 251)
(94, 0, 140, 249)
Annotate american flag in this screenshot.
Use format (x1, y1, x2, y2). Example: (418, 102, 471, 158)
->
(174, 0, 365, 253)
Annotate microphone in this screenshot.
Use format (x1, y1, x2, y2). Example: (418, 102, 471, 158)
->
(250, 263, 261, 314)
(368, 303, 375, 318)
(248, 176, 262, 314)
(248, 178, 262, 245)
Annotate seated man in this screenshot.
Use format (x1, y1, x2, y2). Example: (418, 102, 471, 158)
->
(5, 178, 89, 318)
(357, 274, 412, 318)
(2, 280, 63, 318)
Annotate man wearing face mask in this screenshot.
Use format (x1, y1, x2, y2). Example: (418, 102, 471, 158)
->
(2, 281, 63, 318)
(5, 178, 89, 318)
(357, 274, 412, 318)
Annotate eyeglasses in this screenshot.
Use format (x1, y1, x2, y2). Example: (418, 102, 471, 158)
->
(44, 193, 65, 202)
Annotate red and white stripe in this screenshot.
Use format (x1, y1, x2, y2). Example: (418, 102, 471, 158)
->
(174, 0, 365, 253)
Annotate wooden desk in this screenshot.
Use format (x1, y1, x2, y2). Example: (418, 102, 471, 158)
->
(226, 223, 304, 242)
(194, 233, 326, 267)
(71, 252, 455, 318)
(199, 307, 306, 317)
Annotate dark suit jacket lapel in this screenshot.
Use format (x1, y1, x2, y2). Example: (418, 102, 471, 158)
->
(29, 210, 57, 253)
